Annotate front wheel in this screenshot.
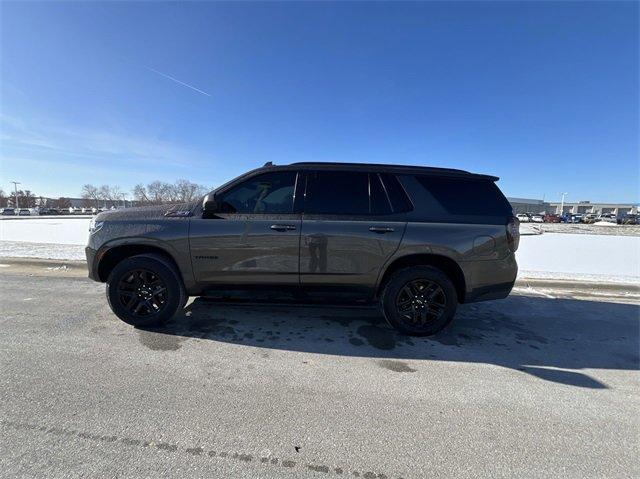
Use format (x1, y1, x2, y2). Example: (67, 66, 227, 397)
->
(106, 254, 186, 327)
(381, 266, 458, 336)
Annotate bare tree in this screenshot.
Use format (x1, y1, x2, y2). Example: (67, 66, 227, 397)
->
(110, 186, 122, 203)
(15, 190, 36, 208)
(0, 189, 7, 208)
(81, 184, 100, 207)
(147, 181, 173, 204)
(132, 184, 150, 204)
(98, 185, 111, 205)
(57, 197, 72, 209)
(130, 179, 209, 205)
(174, 179, 208, 202)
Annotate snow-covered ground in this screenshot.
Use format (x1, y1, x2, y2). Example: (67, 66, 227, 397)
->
(0, 217, 90, 261)
(1, 217, 639, 284)
(517, 234, 639, 284)
(0, 217, 90, 245)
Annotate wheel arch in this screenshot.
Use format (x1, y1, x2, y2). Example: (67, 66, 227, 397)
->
(96, 242, 181, 283)
(377, 253, 467, 303)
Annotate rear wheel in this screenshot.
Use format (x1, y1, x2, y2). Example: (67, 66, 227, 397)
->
(381, 266, 457, 336)
(106, 254, 186, 327)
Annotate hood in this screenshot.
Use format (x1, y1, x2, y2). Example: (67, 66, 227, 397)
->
(95, 202, 196, 221)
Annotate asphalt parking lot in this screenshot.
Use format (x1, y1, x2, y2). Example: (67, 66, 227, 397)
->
(1, 267, 638, 478)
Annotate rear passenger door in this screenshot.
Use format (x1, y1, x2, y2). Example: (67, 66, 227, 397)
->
(299, 170, 408, 293)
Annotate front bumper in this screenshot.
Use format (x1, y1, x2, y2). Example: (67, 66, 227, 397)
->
(85, 247, 99, 281)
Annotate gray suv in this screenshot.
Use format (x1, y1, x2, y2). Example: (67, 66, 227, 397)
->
(86, 162, 519, 336)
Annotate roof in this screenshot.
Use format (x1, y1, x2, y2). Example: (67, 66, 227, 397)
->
(260, 161, 499, 181)
(507, 197, 546, 204)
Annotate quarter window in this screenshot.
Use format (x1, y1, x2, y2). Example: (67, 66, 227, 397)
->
(217, 171, 297, 214)
(414, 175, 511, 216)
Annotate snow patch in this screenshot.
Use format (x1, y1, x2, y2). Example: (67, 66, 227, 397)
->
(0, 241, 86, 261)
(517, 234, 639, 284)
(0, 217, 90, 245)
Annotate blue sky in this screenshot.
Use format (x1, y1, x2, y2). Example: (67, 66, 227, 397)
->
(1, 1, 638, 203)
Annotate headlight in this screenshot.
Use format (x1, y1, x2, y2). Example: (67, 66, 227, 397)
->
(89, 218, 104, 234)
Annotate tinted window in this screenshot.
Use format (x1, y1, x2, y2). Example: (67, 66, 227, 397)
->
(415, 175, 511, 216)
(379, 173, 413, 213)
(369, 174, 392, 215)
(305, 171, 393, 215)
(218, 171, 296, 214)
(305, 171, 369, 215)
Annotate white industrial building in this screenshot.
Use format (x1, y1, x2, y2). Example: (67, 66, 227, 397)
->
(548, 201, 638, 216)
(507, 197, 637, 216)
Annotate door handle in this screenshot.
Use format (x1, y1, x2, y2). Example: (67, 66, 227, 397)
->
(369, 226, 395, 233)
(270, 224, 296, 231)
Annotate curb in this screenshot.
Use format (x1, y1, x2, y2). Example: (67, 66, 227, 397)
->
(514, 277, 640, 293)
(0, 257, 87, 271)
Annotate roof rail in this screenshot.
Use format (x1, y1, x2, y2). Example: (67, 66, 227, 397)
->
(263, 161, 274, 167)
(287, 162, 498, 181)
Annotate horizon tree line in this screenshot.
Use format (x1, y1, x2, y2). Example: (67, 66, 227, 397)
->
(0, 179, 209, 209)
(81, 179, 209, 207)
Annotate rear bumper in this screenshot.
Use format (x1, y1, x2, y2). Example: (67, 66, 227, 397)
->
(85, 247, 99, 281)
(464, 280, 515, 303)
(461, 253, 518, 303)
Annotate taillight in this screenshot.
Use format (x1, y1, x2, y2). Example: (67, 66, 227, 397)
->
(507, 216, 520, 252)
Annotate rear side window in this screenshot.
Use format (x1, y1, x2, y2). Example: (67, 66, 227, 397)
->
(304, 171, 392, 215)
(369, 174, 392, 215)
(379, 173, 413, 213)
(415, 175, 511, 216)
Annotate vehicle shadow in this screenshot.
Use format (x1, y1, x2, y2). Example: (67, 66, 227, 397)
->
(139, 294, 639, 389)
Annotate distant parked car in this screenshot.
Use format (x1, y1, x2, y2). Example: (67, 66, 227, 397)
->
(516, 213, 531, 223)
(18, 208, 31, 216)
(619, 214, 638, 225)
(530, 214, 544, 223)
(544, 214, 562, 223)
(597, 213, 617, 224)
(39, 208, 60, 216)
(583, 213, 598, 224)
(1, 207, 16, 216)
(569, 214, 584, 223)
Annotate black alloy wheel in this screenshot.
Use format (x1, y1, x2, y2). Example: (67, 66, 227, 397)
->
(106, 254, 186, 327)
(395, 279, 446, 327)
(381, 265, 457, 336)
(116, 268, 168, 317)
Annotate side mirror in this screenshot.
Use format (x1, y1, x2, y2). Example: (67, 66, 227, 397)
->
(202, 194, 218, 213)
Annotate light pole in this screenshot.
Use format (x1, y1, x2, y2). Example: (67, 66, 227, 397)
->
(559, 192, 568, 215)
(10, 181, 21, 209)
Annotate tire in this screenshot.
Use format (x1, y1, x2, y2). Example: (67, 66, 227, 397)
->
(106, 254, 186, 327)
(381, 265, 458, 336)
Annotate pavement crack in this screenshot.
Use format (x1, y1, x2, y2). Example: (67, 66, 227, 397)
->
(1, 419, 400, 478)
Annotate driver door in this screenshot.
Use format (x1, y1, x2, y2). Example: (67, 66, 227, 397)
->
(189, 170, 302, 286)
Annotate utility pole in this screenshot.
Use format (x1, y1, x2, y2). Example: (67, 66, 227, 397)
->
(10, 181, 21, 209)
(559, 192, 568, 215)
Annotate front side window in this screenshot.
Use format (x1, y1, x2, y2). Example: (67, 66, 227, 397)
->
(304, 170, 392, 215)
(217, 171, 297, 214)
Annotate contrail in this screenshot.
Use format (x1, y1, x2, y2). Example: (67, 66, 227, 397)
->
(146, 67, 211, 97)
